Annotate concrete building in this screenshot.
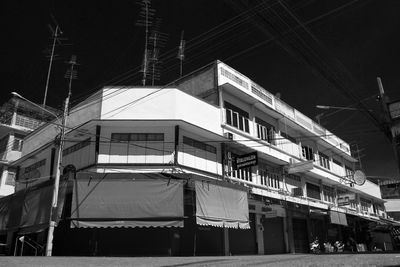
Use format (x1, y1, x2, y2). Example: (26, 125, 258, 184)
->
(1, 61, 392, 256)
(0, 97, 56, 197)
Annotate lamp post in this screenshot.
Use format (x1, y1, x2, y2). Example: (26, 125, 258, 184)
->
(11, 92, 69, 256)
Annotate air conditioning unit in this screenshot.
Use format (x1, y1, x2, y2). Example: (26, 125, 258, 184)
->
(292, 187, 303, 197)
(224, 132, 234, 140)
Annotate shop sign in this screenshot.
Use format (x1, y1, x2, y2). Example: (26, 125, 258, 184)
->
(233, 152, 258, 170)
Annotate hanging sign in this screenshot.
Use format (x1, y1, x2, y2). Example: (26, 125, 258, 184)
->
(233, 152, 258, 170)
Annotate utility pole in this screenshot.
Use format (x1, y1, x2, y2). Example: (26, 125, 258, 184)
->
(45, 55, 77, 256)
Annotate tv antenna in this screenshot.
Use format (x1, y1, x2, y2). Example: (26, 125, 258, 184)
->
(136, 0, 155, 86)
(177, 30, 185, 77)
(43, 15, 67, 107)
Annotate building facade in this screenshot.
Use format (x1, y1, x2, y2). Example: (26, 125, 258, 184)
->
(0, 97, 56, 197)
(2, 61, 392, 256)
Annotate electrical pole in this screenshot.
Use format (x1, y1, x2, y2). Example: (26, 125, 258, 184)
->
(45, 55, 77, 256)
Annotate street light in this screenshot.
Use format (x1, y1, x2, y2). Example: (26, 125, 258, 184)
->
(315, 105, 360, 111)
(12, 91, 70, 256)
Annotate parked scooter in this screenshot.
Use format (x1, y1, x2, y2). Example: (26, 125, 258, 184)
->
(310, 237, 320, 253)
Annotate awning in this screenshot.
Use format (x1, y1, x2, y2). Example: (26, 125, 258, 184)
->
(329, 211, 348, 226)
(195, 180, 250, 229)
(0, 178, 70, 234)
(70, 173, 184, 228)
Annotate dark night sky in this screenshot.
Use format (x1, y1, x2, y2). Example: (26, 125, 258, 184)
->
(1, 0, 400, 178)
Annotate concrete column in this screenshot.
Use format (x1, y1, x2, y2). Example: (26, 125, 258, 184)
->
(255, 213, 264, 254)
(283, 214, 290, 253)
(286, 210, 295, 253)
(223, 227, 229, 256)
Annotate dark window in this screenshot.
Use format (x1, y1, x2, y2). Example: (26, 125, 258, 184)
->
(183, 136, 216, 154)
(63, 138, 91, 156)
(302, 146, 314, 160)
(306, 182, 321, 200)
(224, 102, 250, 133)
(255, 117, 275, 143)
(12, 134, 24, 151)
(0, 135, 9, 154)
(5, 172, 15, 186)
(24, 159, 46, 173)
(318, 152, 330, 169)
(111, 133, 164, 142)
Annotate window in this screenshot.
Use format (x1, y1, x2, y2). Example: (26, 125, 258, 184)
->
(318, 152, 330, 169)
(111, 133, 164, 142)
(345, 166, 354, 178)
(306, 182, 321, 200)
(183, 136, 216, 154)
(260, 169, 281, 189)
(360, 198, 371, 212)
(0, 135, 9, 154)
(5, 172, 15, 186)
(24, 159, 46, 173)
(12, 134, 24, 151)
(323, 185, 335, 203)
(255, 117, 275, 143)
(302, 145, 314, 160)
(224, 102, 250, 133)
(63, 138, 91, 156)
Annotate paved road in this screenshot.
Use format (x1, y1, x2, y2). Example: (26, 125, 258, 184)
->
(1, 254, 400, 267)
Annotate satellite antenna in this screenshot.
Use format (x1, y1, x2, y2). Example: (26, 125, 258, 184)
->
(353, 170, 366, 186)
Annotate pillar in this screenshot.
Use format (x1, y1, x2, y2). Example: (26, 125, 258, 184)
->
(255, 213, 264, 254)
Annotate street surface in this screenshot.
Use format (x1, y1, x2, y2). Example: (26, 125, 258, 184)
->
(1, 254, 400, 267)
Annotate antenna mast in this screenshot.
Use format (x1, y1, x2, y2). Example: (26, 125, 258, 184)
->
(137, 0, 154, 86)
(177, 30, 185, 77)
(43, 23, 62, 107)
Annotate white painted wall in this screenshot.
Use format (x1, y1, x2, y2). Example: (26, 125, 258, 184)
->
(98, 125, 175, 165)
(384, 199, 400, 212)
(355, 180, 382, 199)
(100, 88, 222, 134)
(22, 91, 102, 156)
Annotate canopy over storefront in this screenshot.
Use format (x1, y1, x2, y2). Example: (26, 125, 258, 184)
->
(0, 178, 69, 234)
(70, 173, 184, 228)
(195, 180, 250, 229)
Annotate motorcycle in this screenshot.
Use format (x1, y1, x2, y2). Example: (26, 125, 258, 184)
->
(310, 238, 320, 253)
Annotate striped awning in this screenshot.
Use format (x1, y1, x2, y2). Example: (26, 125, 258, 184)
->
(195, 180, 250, 229)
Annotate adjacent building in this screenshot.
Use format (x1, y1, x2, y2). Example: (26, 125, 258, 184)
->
(0, 97, 56, 197)
(0, 61, 393, 256)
